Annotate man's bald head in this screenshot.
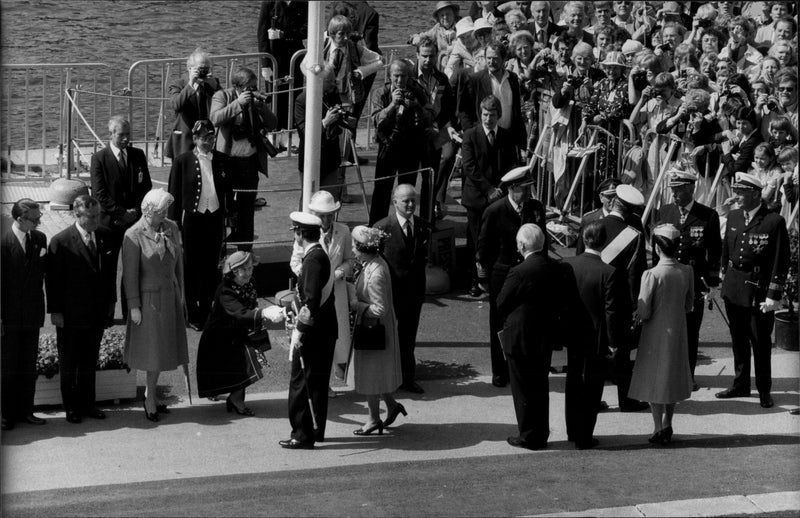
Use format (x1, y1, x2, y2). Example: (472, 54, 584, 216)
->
(516, 223, 545, 254)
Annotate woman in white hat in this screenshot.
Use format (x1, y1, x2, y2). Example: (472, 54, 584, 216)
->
(289, 191, 354, 383)
(409, 1, 460, 61)
(347, 226, 406, 435)
(628, 224, 694, 446)
(444, 17, 490, 78)
(196, 251, 285, 417)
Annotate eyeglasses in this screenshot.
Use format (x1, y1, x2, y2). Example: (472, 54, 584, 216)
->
(778, 86, 795, 92)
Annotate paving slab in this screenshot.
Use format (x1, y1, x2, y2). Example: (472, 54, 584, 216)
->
(747, 490, 800, 513)
(637, 495, 760, 517)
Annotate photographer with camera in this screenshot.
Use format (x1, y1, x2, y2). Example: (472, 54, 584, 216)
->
(165, 48, 221, 160)
(368, 59, 434, 225)
(210, 67, 278, 251)
(719, 16, 764, 74)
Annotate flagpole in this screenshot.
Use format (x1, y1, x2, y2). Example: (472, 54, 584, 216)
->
(301, 1, 326, 211)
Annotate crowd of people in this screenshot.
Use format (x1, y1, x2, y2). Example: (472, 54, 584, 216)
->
(1, 1, 798, 452)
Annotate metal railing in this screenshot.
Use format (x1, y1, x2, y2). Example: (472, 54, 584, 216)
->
(1, 62, 114, 179)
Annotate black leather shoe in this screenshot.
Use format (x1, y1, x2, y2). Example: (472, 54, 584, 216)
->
(468, 284, 483, 297)
(21, 414, 46, 425)
(400, 382, 425, 394)
(597, 401, 609, 412)
(384, 403, 408, 427)
(715, 388, 751, 399)
(507, 436, 546, 450)
(279, 439, 314, 450)
(760, 394, 774, 408)
(492, 376, 508, 388)
(86, 408, 106, 419)
(576, 438, 600, 450)
(66, 412, 82, 424)
(692, 382, 700, 391)
(156, 404, 170, 414)
(314, 432, 325, 443)
(620, 401, 649, 412)
(1, 418, 14, 430)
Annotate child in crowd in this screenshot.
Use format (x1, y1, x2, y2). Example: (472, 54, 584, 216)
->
(749, 142, 783, 204)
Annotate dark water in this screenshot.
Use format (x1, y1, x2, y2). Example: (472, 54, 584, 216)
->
(0, 0, 458, 152)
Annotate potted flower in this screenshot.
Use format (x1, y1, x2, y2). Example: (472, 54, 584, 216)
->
(34, 329, 137, 406)
(775, 227, 798, 351)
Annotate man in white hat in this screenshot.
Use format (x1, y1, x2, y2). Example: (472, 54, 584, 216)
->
(716, 172, 789, 409)
(290, 191, 353, 382)
(280, 211, 337, 449)
(597, 184, 649, 412)
(655, 169, 721, 390)
(477, 166, 547, 387)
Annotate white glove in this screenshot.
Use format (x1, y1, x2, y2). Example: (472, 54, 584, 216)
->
(760, 297, 781, 313)
(289, 328, 303, 360)
(262, 305, 285, 323)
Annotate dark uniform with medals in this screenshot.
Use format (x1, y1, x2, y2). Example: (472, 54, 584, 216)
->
(655, 170, 721, 384)
(717, 173, 789, 408)
(476, 167, 547, 387)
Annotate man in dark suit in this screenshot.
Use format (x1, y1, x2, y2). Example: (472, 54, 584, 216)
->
(563, 221, 629, 449)
(168, 120, 233, 330)
(375, 184, 429, 394)
(461, 95, 518, 297)
(497, 223, 559, 450)
(281, 212, 338, 449)
(575, 178, 644, 254)
(1, 199, 48, 430)
(716, 173, 789, 409)
(655, 170, 721, 390)
(46, 195, 116, 424)
(165, 49, 222, 160)
(412, 36, 457, 222)
(598, 184, 649, 412)
(457, 42, 527, 153)
(477, 167, 547, 387)
(530, 1, 566, 50)
(90, 115, 152, 320)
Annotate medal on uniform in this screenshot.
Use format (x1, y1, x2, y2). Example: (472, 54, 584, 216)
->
(748, 233, 768, 254)
(690, 226, 704, 246)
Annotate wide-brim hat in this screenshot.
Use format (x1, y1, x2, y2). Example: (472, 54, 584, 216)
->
(615, 185, 645, 207)
(668, 169, 698, 187)
(501, 165, 534, 187)
(473, 17, 493, 34)
(653, 223, 680, 241)
(601, 51, 630, 67)
(433, 1, 459, 21)
(290, 211, 323, 230)
(307, 190, 341, 214)
(455, 17, 474, 38)
(732, 172, 763, 191)
(223, 251, 257, 275)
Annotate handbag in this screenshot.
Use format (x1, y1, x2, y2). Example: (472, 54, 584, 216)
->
(352, 317, 385, 351)
(246, 313, 272, 353)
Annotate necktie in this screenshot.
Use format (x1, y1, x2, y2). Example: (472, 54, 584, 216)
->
(679, 207, 687, 225)
(197, 86, 207, 119)
(323, 229, 332, 249)
(488, 130, 495, 147)
(118, 148, 127, 172)
(333, 47, 344, 78)
(405, 221, 413, 240)
(538, 29, 545, 45)
(25, 232, 33, 259)
(87, 235, 98, 267)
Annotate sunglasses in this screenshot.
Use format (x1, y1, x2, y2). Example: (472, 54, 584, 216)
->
(778, 87, 795, 92)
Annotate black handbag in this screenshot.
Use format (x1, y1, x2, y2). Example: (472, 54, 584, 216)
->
(352, 318, 385, 351)
(246, 313, 272, 353)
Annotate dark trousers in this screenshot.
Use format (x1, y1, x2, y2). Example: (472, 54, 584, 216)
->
(182, 210, 224, 326)
(725, 300, 775, 395)
(465, 206, 485, 281)
(507, 349, 552, 445)
(396, 295, 423, 385)
(56, 326, 104, 414)
(565, 347, 606, 445)
(614, 339, 638, 408)
(686, 296, 705, 377)
(368, 146, 422, 225)
(489, 268, 510, 381)
(229, 155, 260, 251)
(1, 326, 40, 420)
(288, 334, 336, 444)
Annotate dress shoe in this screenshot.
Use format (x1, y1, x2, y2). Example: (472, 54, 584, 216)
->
(790, 408, 800, 415)
(660, 426, 673, 445)
(759, 394, 774, 408)
(620, 401, 649, 412)
(715, 387, 751, 399)
(401, 381, 425, 394)
(187, 322, 204, 332)
(254, 197, 268, 208)
(66, 412, 82, 424)
(468, 284, 483, 297)
(384, 403, 408, 427)
(314, 431, 325, 443)
(20, 414, 46, 425)
(492, 376, 508, 388)
(597, 400, 609, 412)
(576, 438, 600, 450)
(692, 382, 700, 392)
(279, 438, 314, 450)
(353, 420, 384, 436)
(226, 397, 255, 417)
(1, 418, 14, 431)
(143, 401, 159, 423)
(86, 408, 106, 419)
(648, 430, 663, 444)
(328, 386, 338, 398)
(156, 404, 170, 414)
(507, 436, 546, 450)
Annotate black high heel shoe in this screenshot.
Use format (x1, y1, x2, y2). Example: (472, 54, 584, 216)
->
(660, 426, 673, 445)
(143, 400, 159, 422)
(383, 404, 408, 427)
(226, 397, 255, 417)
(353, 420, 384, 436)
(648, 430, 662, 444)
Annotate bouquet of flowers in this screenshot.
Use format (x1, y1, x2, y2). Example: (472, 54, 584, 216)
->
(37, 329, 129, 378)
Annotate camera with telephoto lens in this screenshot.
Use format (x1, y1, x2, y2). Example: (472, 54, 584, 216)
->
(244, 86, 270, 102)
(766, 97, 780, 111)
(535, 54, 556, 73)
(657, 43, 672, 53)
(197, 67, 210, 79)
(566, 75, 584, 89)
(632, 69, 649, 91)
(329, 104, 358, 132)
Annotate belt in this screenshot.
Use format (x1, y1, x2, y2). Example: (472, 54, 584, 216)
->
(730, 262, 761, 274)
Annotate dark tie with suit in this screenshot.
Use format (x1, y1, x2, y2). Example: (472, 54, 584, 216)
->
(404, 220, 413, 250)
(332, 47, 344, 78)
(197, 86, 207, 119)
(25, 232, 33, 260)
(487, 130, 495, 148)
(87, 235, 98, 268)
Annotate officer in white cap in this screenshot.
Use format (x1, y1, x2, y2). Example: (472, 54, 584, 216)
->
(715, 172, 790, 409)
(289, 192, 353, 384)
(598, 184, 649, 412)
(655, 168, 721, 391)
(280, 211, 337, 449)
(476, 165, 548, 388)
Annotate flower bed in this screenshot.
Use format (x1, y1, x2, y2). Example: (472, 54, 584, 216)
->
(34, 329, 137, 407)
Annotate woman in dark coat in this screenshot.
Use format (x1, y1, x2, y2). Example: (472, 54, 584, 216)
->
(196, 251, 285, 416)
